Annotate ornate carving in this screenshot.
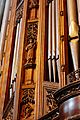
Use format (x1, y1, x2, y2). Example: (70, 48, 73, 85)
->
(2, 93, 14, 120)
(24, 21, 38, 69)
(4, 107, 14, 120)
(28, 0, 39, 9)
(20, 88, 35, 119)
(67, 68, 80, 84)
(46, 89, 57, 112)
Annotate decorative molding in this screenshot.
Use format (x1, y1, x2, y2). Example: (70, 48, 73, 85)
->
(24, 21, 38, 69)
(38, 107, 59, 120)
(20, 88, 35, 119)
(54, 81, 80, 105)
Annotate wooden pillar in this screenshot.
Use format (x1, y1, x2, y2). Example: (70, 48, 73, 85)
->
(13, 0, 28, 119)
(0, 0, 17, 119)
(59, 0, 68, 87)
(35, 0, 45, 119)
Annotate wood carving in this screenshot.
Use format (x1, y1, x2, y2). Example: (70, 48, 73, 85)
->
(24, 21, 38, 69)
(3, 107, 14, 120)
(2, 93, 14, 120)
(67, 68, 80, 83)
(46, 89, 57, 112)
(28, 0, 39, 9)
(20, 88, 35, 119)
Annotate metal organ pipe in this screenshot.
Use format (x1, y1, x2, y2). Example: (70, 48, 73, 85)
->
(52, 0, 56, 82)
(48, 0, 60, 82)
(0, 0, 6, 28)
(67, 0, 79, 71)
(10, 23, 20, 98)
(77, 0, 80, 25)
(13, 19, 22, 92)
(0, 0, 11, 67)
(48, 2, 52, 82)
(15, 19, 22, 75)
(56, 0, 60, 82)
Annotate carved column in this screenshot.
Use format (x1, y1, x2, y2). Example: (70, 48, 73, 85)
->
(13, 0, 39, 120)
(13, 0, 29, 119)
(24, 21, 38, 84)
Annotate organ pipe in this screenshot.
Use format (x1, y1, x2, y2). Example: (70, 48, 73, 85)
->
(56, 0, 60, 82)
(67, 0, 79, 71)
(77, 0, 80, 25)
(48, 2, 52, 82)
(13, 19, 22, 92)
(52, 0, 56, 82)
(0, 0, 6, 28)
(0, 0, 11, 67)
(10, 23, 20, 97)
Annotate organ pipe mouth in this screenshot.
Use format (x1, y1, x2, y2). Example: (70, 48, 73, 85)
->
(69, 21, 79, 37)
(69, 39, 79, 71)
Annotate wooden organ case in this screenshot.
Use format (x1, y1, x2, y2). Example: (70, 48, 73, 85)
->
(0, 0, 80, 120)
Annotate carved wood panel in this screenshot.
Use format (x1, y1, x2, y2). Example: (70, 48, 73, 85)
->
(2, 93, 14, 120)
(24, 21, 38, 69)
(24, 20, 38, 84)
(20, 88, 35, 120)
(43, 82, 59, 114)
